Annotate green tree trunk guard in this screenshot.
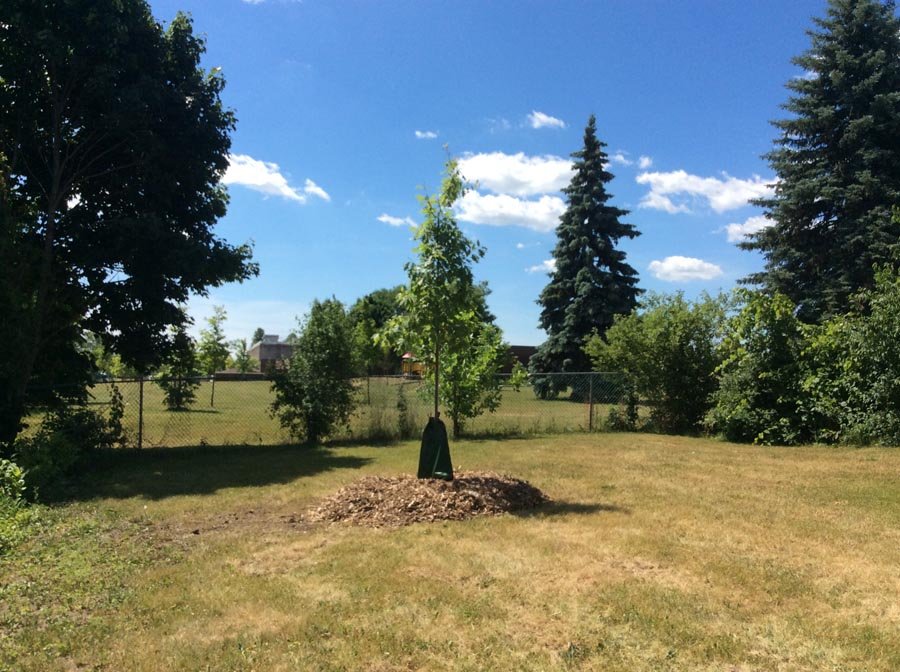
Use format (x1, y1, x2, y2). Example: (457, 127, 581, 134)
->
(417, 417, 453, 480)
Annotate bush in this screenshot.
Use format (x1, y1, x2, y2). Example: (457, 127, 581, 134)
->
(586, 292, 727, 434)
(270, 298, 357, 444)
(0, 458, 30, 555)
(705, 291, 816, 445)
(14, 405, 123, 499)
(806, 266, 900, 445)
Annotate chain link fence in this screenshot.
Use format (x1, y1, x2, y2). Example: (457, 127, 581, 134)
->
(27, 372, 630, 448)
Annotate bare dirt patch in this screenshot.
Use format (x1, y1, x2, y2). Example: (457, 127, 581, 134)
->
(309, 470, 550, 527)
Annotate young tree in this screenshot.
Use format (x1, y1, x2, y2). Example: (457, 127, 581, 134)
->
(197, 306, 229, 375)
(530, 115, 642, 398)
(251, 328, 265, 346)
(270, 299, 357, 445)
(156, 325, 201, 411)
(380, 158, 506, 441)
(0, 3, 257, 454)
(231, 339, 255, 374)
(743, 0, 900, 322)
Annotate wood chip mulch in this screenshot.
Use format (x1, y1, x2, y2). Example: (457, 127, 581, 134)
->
(309, 470, 550, 527)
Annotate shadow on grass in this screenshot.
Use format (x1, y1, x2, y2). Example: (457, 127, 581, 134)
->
(517, 501, 631, 518)
(61, 444, 372, 502)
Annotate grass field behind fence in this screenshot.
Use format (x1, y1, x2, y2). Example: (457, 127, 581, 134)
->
(77, 376, 620, 447)
(3, 434, 900, 671)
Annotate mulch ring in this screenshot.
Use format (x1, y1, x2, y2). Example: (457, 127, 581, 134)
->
(309, 470, 551, 528)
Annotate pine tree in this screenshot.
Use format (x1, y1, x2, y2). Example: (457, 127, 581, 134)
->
(743, 0, 900, 322)
(530, 115, 642, 399)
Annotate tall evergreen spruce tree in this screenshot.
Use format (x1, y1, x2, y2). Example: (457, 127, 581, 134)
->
(530, 115, 641, 399)
(744, 0, 900, 322)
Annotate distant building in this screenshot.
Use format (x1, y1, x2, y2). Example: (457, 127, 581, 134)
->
(248, 334, 293, 372)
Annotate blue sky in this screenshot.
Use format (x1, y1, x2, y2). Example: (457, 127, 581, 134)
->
(148, 0, 828, 346)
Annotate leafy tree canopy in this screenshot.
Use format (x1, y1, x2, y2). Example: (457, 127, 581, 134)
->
(0, 1, 257, 450)
(744, 0, 900, 321)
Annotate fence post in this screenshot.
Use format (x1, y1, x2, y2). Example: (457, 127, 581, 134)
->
(137, 376, 144, 449)
(210, 374, 216, 408)
(588, 373, 594, 432)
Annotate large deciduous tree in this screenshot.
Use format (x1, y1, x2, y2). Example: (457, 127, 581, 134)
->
(743, 0, 900, 322)
(530, 115, 641, 398)
(0, 2, 257, 452)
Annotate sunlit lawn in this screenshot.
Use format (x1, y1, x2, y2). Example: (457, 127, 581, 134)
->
(2, 433, 899, 671)
(81, 378, 606, 447)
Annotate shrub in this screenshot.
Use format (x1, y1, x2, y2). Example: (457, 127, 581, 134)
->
(270, 298, 357, 444)
(806, 266, 900, 445)
(586, 292, 728, 434)
(14, 404, 124, 499)
(705, 290, 816, 445)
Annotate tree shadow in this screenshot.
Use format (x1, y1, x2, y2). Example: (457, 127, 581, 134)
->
(515, 501, 631, 518)
(58, 444, 372, 503)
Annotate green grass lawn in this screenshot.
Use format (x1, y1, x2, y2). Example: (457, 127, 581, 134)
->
(3, 433, 899, 671)
(81, 378, 608, 447)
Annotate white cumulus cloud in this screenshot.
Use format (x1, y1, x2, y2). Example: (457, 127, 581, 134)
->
(415, 130, 438, 139)
(636, 170, 774, 214)
(637, 155, 653, 169)
(303, 179, 330, 202)
(526, 258, 557, 274)
(377, 213, 417, 227)
(224, 154, 326, 205)
(609, 151, 633, 167)
(455, 192, 565, 233)
(723, 215, 771, 243)
(458, 152, 573, 197)
(649, 256, 723, 282)
(527, 111, 566, 129)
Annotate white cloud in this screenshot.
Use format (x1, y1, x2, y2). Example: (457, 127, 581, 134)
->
(723, 215, 771, 243)
(224, 154, 324, 204)
(636, 170, 774, 214)
(527, 258, 557, 274)
(527, 111, 566, 129)
(637, 155, 653, 169)
(516, 242, 525, 250)
(377, 213, 417, 227)
(456, 192, 565, 233)
(649, 256, 723, 282)
(415, 130, 438, 139)
(303, 178, 330, 202)
(458, 152, 573, 197)
(609, 151, 633, 167)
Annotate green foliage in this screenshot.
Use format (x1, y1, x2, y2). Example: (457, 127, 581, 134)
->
(0, 2, 257, 450)
(156, 325, 201, 411)
(197, 306, 230, 375)
(230, 338, 255, 373)
(380, 158, 507, 437)
(744, 0, 900, 321)
(0, 458, 25, 503)
(252, 328, 265, 346)
(349, 286, 404, 375)
(585, 293, 728, 434)
(706, 291, 816, 445)
(270, 299, 357, 445)
(806, 265, 900, 445)
(531, 115, 642, 399)
(14, 405, 124, 499)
